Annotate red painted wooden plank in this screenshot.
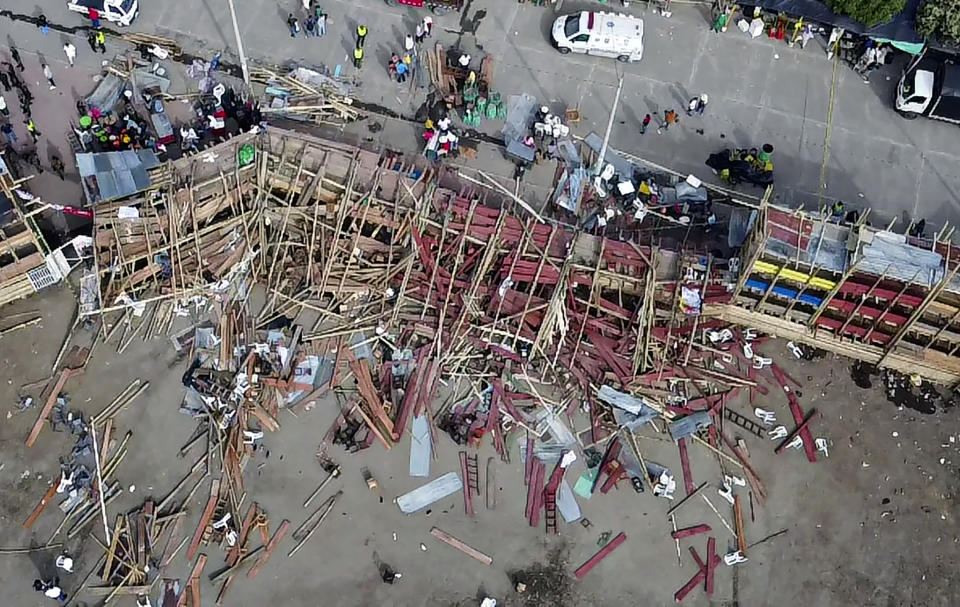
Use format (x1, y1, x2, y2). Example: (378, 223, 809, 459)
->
(528, 462, 545, 527)
(678, 438, 695, 495)
(599, 464, 625, 494)
(770, 366, 817, 463)
(775, 409, 819, 454)
(671, 524, 711, 540)
(705, 537, 716, 595)
(574, 532, 627, 579)
(459, 452, 474, 517)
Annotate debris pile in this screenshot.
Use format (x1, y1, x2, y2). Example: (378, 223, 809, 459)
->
(18, 126, 952, 604)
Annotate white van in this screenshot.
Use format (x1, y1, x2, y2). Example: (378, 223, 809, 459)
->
(67, 0, 139, 27)
(551, 11, 644, 63)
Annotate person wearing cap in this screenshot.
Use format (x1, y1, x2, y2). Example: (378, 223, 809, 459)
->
(687, 94, 708, 116)
(696, 94, 708, 115)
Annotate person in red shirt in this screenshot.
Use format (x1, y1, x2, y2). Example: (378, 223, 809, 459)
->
(88, 7, 101, 28)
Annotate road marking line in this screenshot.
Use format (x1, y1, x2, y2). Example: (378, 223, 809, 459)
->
(816, 52, 839, 208)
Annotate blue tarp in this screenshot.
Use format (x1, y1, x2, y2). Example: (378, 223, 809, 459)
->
(745, 278, 824, 306)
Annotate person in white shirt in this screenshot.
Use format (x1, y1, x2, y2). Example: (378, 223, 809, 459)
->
(63, 42, 77, 67)
(55, 554, 74, 573)
(34, 579, 67, 602)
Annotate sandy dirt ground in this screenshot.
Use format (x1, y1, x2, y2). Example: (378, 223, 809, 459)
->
(0, 284, 959, 607)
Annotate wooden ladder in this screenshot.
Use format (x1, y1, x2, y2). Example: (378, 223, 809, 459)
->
(543, 486, 558, 534)
(723, 407, 764, 438)
(459, 451, 480, 516)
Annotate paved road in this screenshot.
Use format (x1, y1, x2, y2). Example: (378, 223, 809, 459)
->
(3, 0, 960, 230)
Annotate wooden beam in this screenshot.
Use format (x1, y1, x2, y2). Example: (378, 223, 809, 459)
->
(22, 476, 61, 528)
(671, 524, 711, 540)
(25, 368, 81, 447)
(176, 554, 207, 607)
(879, 254, 960, 364)
(429, 527, 492, 565)
(246, 520, 290, 579)
(774, 409, 819, 454)
(574, 531, 626, 579)
(186, 478, 220, 561)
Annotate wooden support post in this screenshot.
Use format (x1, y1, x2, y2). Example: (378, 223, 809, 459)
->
(807, 259, 861, 330)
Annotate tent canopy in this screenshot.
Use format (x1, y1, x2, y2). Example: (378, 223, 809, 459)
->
(753, 0, 924, 51)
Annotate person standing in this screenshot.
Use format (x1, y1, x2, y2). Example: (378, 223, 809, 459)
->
(0, 95, 8, 117)
(404, 34, 414, 53)
(86, 31, 98, 52)
(422, 16, 433, 37)
(316, 11, 326, 37)
(353, 46, 364, 69)
(687, 94, 707, 116)
(395, 60, 408, 83)
(50, 155, 66, 180)
(37, 14, 50, 35)
(63, 42, 77, 67)
(88, 7, 101, 28)
(95, 30, 107, 53)
(1, 122, 16, 144)
(287, 14, 300, 37)
(415, 23, 425, 45)
(0, 70, 8, 92)
(11, 48, 24, 71)
(43, 64, 56, 90)
(304, 15, 316, 37)
(663, 109, 677, 131)
(25, 118, 40, 142)
(356, 24, 368, 48)
(640, 113, 651, 134)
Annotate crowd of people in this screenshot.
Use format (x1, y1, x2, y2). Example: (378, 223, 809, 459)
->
(0, 46, 70, 181)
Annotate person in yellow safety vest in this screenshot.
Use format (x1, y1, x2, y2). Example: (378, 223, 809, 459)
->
(95, 30, 106, 54)
(24, 118, 40, 142)
(353, 47, 364, 69)
(356, 25, 368, 48)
